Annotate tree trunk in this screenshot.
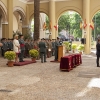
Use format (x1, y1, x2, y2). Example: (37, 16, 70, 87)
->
(34, 0, 40, 40)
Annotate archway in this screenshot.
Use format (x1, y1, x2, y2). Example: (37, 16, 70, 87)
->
(57, 11, 82, 41)
(91, 11, 100, 41)
(13, 7, 26, 34)
(29, 13, 49, 39)
(0, 1, 7, 38)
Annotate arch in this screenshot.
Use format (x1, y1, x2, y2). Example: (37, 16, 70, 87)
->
(13, 6, 26, 20)
(91, 6, 100, 20)
(29, 11, 48, 25)
(56, 6, 82, 21)
(29, 8, 48, 22)
(0, 1, 7, 22)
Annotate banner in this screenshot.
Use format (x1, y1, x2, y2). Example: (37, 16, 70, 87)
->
(90, 21, 94, 30)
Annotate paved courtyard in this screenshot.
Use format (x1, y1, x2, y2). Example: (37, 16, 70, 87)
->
(0, 53, 100, 100)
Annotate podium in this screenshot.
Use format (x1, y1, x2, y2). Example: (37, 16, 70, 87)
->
(58, 45, 65, 61)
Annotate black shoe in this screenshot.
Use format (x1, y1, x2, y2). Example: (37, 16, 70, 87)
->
(44, 61, 47, 62)
(97, 66, 100, 67)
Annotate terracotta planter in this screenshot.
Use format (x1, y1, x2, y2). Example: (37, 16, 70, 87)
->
(8, 61, 14, 67)
(73, 50, 75, 53)
(31, 58, 36, 62)
(79, 52, 82, 55)
(66, 50, 69, 53)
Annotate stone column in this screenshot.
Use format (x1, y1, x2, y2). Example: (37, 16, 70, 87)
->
(49, 0, 56, 39)
(7, 0, 13, 38)
(2, 23, 8, 38)
(22, 25, 29, 35)
(83, 0, 91, 54)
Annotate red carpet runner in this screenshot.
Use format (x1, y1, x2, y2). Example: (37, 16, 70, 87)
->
(14, 60, 36, 66)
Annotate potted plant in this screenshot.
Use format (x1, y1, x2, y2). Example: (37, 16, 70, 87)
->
(77, 44, 84, 54)
(63, 42, 70, 53)
(71, 44, 77, 53)
(4, 51, 16, 67)
(29, 49, 39, 61)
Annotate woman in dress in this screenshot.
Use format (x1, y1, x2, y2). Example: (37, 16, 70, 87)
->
(13, 35, 20, 63)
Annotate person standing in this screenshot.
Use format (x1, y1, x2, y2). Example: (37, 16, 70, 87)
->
(13, 35, 20, 63)
(52, 39, 55, 56)
(2, 38, 8, 57)
(96, 38, 100, 67)
(19, 35, 25, 62)
(54, 37, 60, 61)
(39, 39, 46, 63)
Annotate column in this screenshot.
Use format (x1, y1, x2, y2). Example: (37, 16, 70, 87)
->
(22, 5, 29, 35)
(2, 23, 8, 38)
(7, 0, 13, 38)
(40, 13, 46, 39)
(49, 0, 56, 39)
(22, 25, 29, 35)
(83, 0, 91, 54)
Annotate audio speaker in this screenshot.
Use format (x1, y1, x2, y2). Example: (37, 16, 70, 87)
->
(81, 38, 86, 44)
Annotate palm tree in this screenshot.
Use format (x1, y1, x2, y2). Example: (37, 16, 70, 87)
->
(34, 0, 40, 40)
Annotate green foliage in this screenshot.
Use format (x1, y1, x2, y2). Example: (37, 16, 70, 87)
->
(4, 51, 16, 61)
(58, 12, 82, 38)
(24, 29, 33, 40)
(63, 41, 70, 50)
(29, 49, 39, 58)
(72, 44, 77, 50)
(77, 44, 84, 52)
(92, 12, 100, 39)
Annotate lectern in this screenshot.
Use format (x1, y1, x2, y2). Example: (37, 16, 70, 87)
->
(58, 45, 65, 61)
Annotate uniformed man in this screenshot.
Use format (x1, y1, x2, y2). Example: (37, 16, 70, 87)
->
(2, 38, 8, 57)
(39, 38, 46, 63)
(52, 39, 55, 56)
(7, 39, 13, 51)
(54, 37, 60, 61)
(19, 35, 25, 62)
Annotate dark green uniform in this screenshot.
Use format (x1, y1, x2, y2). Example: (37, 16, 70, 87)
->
(39, 41, 46, 63)
(55, 40, 60, 61)
(19, 39, 25, 62)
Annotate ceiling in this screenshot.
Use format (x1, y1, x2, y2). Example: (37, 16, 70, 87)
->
(19, 0, 72, 4)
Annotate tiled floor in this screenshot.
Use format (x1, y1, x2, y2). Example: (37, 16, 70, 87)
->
(0, 53, 100, 100)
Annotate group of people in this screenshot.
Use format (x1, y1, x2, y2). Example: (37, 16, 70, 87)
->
(0, 35, 62, 63)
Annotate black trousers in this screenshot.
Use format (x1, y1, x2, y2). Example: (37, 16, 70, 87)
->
(19, 50, 25, 61)
(97, 55, 100, 66)
(40, 52, 46, 63)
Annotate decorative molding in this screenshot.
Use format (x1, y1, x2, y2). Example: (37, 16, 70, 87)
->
(19, 0, 73, 4)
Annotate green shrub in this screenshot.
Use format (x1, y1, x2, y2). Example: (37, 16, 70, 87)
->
(4, 51, 16, 61)
(63, 42, 70, 50)
(77, 44, 84, 52)
(72, 44, 77, 50)
(29, 49, 39, 58)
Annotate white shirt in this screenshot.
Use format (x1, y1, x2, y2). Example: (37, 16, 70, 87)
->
(13, 39, 20, 53)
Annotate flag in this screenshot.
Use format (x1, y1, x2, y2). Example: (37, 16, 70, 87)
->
(90, 20, 94, 30)
(54, 24, 58, 30)
(83, 19, 87, 29)
(80, 22, 83, 29)
(43, 22, 46, 30)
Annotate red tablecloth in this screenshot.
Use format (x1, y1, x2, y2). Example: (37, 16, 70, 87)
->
(60, 54, 82, 72)
(60, 56, 73, 71)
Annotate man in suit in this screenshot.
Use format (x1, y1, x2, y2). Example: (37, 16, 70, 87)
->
(19, 35, 25, 62)
(39, 38, 46, 63)
(54, 37, 60, 61)
(96, 38, 100, 67)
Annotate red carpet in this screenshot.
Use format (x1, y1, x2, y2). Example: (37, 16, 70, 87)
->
(14, 60, 36, 66)
(50, 60, 60, 63)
